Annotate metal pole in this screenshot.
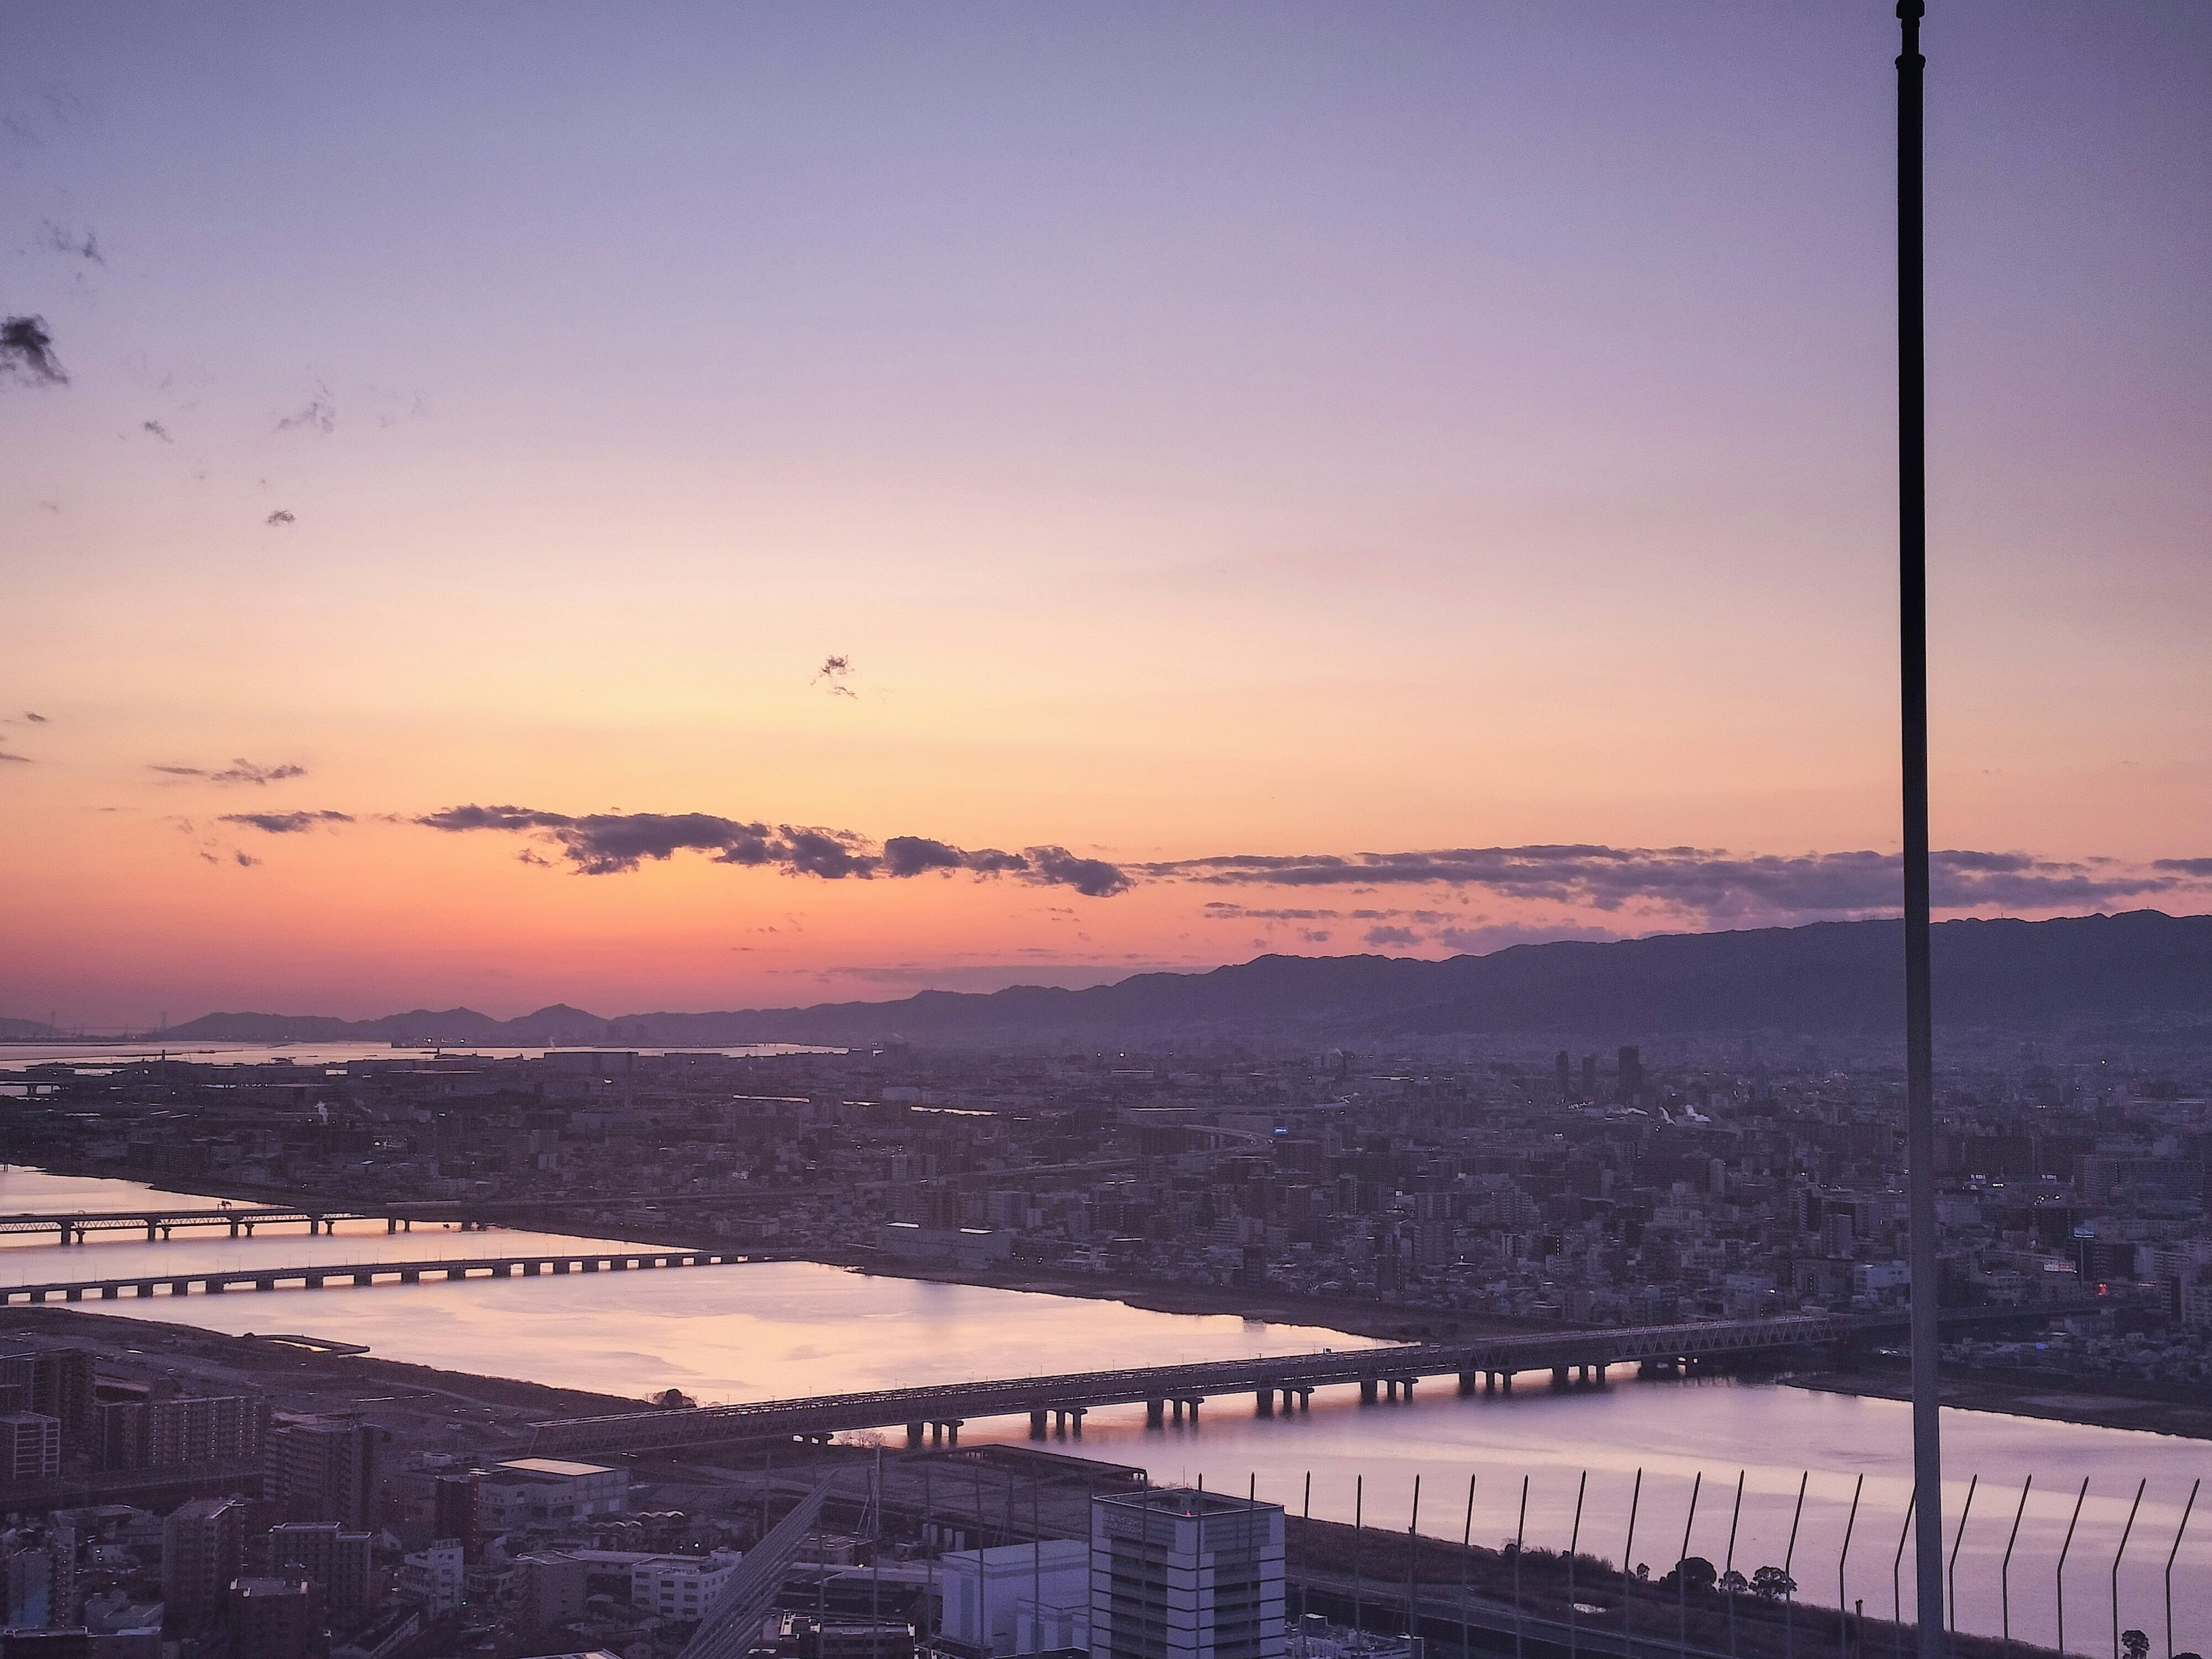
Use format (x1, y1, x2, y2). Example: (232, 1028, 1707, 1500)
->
(924, 1458, 935, 1648)
(1726, 1471, 1746, 1659)
(1410, 1474, 1423, 1639)
(1681, 1472, 1703, 1659)
(1302, 1471, 1312, 1627)
(1895, 10, 1945, 1656)
(1626, 1469, 1644, 1659)
(1464, 1474, 1478, 1659)
(2112, 1480, 2146, 1659)
(2165, 1480, 2198, 1659)
(1570, 1471, 1588, 1659)
(2000, 1478, 2032, 1659)
(1842, 1475, 1866, 1659)
(1893, 1484, 1917, 1659)
(1947, 1475, 1978, 1643)
(1355, 1474, 1366, 1636)
(1786, 1472, 1809, 1659)
(2057, 1478, 2089, 1658)
(1516, 1477, 1529, 1659)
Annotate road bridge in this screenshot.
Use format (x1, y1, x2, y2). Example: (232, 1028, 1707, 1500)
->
(527, 1305, 2067, 1458)
(0, 1191, 795, 1245)
(0, 1246, 792, 1304)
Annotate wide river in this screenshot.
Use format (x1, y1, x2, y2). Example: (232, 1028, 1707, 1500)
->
(4, 1167, 2203, 1652)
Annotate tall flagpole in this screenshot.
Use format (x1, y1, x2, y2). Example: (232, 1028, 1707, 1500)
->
(1895, 7, 1944, 1657)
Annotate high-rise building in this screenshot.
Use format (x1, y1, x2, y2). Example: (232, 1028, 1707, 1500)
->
(1616, 1046, 1643, 1104)
(228, 1577, 325, 1659)
(1554, 1050, 1571, 1100)
(266, 1524, 373, 1619)
(433, 1474, 481, 1560)
(162, 1498, 248, 1625)
(1089, 1488, 1284, 1659)
(0, 1352, 94, 1446)
(0, 1414, 61, 1483)
(96, 1392, 268, 1472)
(266, 1421, 385, 1530)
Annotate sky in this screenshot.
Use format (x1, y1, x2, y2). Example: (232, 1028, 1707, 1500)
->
(3, 2, 2209, 1027)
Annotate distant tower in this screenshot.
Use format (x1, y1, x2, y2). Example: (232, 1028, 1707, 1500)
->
(1580, 1054, 1597, 1099)
(1617, 1046, 1643, 1104)
(1554, 1050, 1572, 1101)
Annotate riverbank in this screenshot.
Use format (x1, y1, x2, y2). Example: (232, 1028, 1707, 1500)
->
(1785, 1360, 2212, 1442)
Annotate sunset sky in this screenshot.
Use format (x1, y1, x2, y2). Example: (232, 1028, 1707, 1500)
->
(5, 2, 2209, 1027)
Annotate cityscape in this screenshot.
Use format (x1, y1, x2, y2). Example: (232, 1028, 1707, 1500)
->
(3, 6, 2209, 1659)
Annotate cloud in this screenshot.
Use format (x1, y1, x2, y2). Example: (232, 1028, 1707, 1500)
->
(2152, 858, 2212, 877)
(41, 222, 103, 264)
(266, 509, 296, 527)
(1363, 925, 1421, 946)
(276, 397, 335, 434)
(142, 419, 172, 442)
(149, 759, 307, 786)
(219, 810, 353, 834)
(812, 655, 857, 698)
(1, 316, 66, 386)
(22, 713, 47, 723)
(1145, 844, 2190, 924)
(416, 804, 1131, 895)
(0, 751, 29, 764)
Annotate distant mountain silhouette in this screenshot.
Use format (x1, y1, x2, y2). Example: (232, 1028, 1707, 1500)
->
(135, 911, 2212, 1050)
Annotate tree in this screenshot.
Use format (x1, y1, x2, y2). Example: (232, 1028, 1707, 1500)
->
(1751, 1566, 1797, 1601)
(1717, 1570, 1748, 1598)
(1662, 1557, 1718, 1594)
(2121, 1633, 2149, 1659)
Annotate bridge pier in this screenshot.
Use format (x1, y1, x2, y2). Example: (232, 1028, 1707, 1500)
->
(1255, 1389, 1273, 1417)
(1458, 1371, 1476, 1395)
(101, 1286, 118, 1300)
(1551, 1366, 1569, 1387)
(907, 1422, 926, 1448)
(1057, 1407, 1084, 1436)
(255, 1277, 275, 1291)
(1146, 1399, 1165, 1427)
(1501, 1371, 1512, 1393)
(144, 1221, 158, 1241)
(1030, 1410, 1049, 1439)
(1359, 1379, 1378, 1404)
(400, 1268, 420, 1284)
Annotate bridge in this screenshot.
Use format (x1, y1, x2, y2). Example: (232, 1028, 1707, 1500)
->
(0, 1245, 792, 1304)
(525, 1305, 2065, 1457)
(0, 1191, 796, 1245)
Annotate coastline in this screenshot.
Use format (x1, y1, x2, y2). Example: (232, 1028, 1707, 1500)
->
(1784, 1362, 2212, 1442)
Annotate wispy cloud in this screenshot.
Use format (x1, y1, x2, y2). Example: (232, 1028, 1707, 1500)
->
(150, 759, 306, 786)
(220, 810, 353, 834)
(1, 316, 66, 386)
(415, 804, 1131, 896)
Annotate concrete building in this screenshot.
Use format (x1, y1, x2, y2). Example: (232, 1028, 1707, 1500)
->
(478, 1459, 627, 1532)
(627, 1551, 741, 1623)
(162, 1498, 248, 1626)
(508, 1553, 590, 1634)
(940, 1540, 1089, 1657)
(267, 1421, 386, 1531)
(398, 1541, 464, 1617)
(0, 1351, 94, 1445)
(0, 1414, 62, 1483)
(267, 1524, 374, 1619)
(1088, 1490, 1283, 1659)
(228, 1577, 326, 1659)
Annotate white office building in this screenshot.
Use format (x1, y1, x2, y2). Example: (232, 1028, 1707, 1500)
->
(940, 1539, 1090, 1656)
(1089, 1490, 1283, 1659)
(631, 1550, 743, 1622)
(478, 1457, 628, 1531)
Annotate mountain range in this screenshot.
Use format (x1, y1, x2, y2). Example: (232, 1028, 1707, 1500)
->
(79, 909, 2212, 1050)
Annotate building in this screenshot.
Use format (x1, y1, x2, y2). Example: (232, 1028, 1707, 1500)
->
(162, 1498, 248, 1626)
(397, 1541, 464, 1617)
(228, 1577, 326, 1659)
(96, 1392, 267, 1473)
(267, 1524, 374, 1619)
(267, 1421, 385, 1531)
(476, 1459, 627, 1533)
(1089, 1489, 1283, 1659)
(0, 1414, 62, 1483)
(433, 1474, 480, 1559)
(0, 1351, 94, 1445)
(507, 1553, 590, 1634)
(627, 1551, 741, 1623)
(940, 1540, 1088, 1657)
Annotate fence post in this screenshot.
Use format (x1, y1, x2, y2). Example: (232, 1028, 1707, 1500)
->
(1464, 1473, 1478, 1659)
(1841, 1475, 1866, 1659)
(2111, 1479, 2146, 1659)
(1354, 1475, 1365, 1636)
(1948, 1475, 1979, 1645)
(2057, 1476, 2090, 1658)
(1786, 1471, 1809, 1659)
(1516, 1476, 1529, 1659)
(2000, 1478, 2032, 1659)
(1569, 1471, 1589, 1659)
(1680, 1471, 1703, 1659)
(1626, 1469, 1644, 1659)
(1894, 1482, 1919, 1659)
(1724, 1469, 1747, 1659)
(2165, 1479, 2198, 1659)
(1408, 1474, 1423, 1641)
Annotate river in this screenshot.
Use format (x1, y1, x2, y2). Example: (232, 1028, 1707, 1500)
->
(3, 1167, 2203, 1652)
